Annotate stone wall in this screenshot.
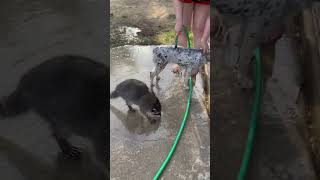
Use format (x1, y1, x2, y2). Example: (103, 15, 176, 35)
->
(302, 2, 320, 174)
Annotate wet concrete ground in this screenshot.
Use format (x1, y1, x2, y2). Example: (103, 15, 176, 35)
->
(110, 45, 210, 179)
(0, 0, 107, 180)
(212, 35, 317, 179)
(110, 0, 175, 47)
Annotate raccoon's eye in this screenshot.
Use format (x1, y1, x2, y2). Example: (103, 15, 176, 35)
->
(152, 108, 157, 112)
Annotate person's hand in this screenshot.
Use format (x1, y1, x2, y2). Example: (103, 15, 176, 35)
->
(200, 39, 209, 54)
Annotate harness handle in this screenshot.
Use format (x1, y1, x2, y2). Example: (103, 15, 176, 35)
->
(175, 25, 191, 49)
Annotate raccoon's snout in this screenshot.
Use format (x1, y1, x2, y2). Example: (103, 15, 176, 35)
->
(139, 92, 162, 122)
(151, 107, 161, 116)
(145, 111, 161, 123)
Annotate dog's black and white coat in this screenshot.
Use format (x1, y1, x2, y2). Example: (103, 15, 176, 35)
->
(150, 46, 207, 89)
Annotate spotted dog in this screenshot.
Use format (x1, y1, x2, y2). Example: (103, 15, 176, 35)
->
(150, 46, 207, 89)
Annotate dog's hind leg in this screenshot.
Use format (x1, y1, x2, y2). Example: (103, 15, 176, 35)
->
(191, 67, 200, 87)
(184, 68, 193, 90)
(199, 64, 209, 94)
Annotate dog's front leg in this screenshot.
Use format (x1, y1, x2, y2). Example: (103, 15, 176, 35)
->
(150, 65, 162, 87)
(184, 68, 192, 90)
(150, 67, 156, 87)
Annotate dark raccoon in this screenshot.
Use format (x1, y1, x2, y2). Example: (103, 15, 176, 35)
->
(110, 79, 161, 121)
(0, 55, 108, 175)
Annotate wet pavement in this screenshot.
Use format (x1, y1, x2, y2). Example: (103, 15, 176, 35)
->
(110, 45, 210, 179)
(0, 0, 107, 180)
(212, 34, 317, 179)
(110, 0, 175, 47)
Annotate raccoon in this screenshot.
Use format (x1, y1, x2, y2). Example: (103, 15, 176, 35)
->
(110, 79, 161, 123)
(0, 55, 108, 176)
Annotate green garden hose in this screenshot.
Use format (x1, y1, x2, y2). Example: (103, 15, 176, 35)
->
(210, 1, 262, 179)
(153, 26, 192, 180)
(153, 77, 193, 180)
(237, 48, 262, 180)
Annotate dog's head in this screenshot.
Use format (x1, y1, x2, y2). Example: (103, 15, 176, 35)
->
(153, 47, 160, 54)
(152, 47, 167, 63)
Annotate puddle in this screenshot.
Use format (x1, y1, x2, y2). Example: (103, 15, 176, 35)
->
(111, 26, 143, 48)
(118, 26, 141, 41)
(110, 45, 175, 144)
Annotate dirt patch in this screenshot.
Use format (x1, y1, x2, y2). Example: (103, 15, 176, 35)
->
(110, 0, 177, 47)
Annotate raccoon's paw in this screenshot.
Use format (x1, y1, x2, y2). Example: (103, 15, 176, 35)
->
(62, 146, 82, 160)
(128, 106, 136, 112)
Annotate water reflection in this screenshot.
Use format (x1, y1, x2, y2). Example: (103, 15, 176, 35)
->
(110, 105, 161, 135)
(0, 136, 106, 180)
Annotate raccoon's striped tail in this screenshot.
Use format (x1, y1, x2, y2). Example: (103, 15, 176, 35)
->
(110, 90, 119, 99)
(0, 90, 28, 118)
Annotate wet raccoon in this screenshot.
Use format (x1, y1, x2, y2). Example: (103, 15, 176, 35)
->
(110, 79, 161, 122)
(0, 55, 108, 175)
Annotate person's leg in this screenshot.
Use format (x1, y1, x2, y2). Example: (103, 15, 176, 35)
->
(200, 15, 210, 53)
(191, 3, 209, 83)
(174, 0, 193, 47)
(173, 0, 193, 73)
(192, 4, 210, 49)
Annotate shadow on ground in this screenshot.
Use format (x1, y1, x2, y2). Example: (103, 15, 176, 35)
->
(0, 136, 106, 180)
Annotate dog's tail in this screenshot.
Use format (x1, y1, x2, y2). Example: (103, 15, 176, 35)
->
(0, 90, 28, 118)
(110, 90, 119, 99)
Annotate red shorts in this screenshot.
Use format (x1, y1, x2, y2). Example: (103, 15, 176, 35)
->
(179, 0, 210, 5)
